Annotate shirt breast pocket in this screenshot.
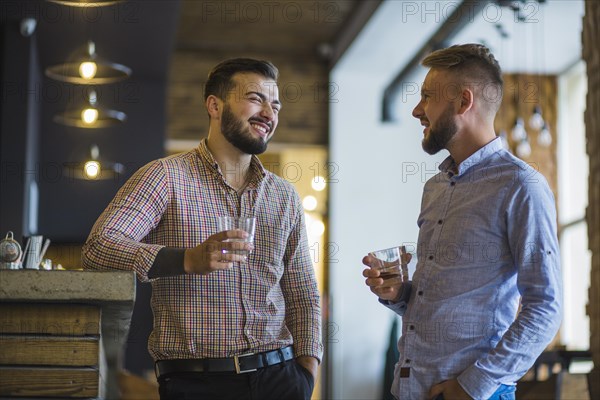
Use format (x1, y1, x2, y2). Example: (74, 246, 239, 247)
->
(253, 223, 288, 275)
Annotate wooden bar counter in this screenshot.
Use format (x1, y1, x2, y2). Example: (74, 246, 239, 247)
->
(0, 269, 135, 399)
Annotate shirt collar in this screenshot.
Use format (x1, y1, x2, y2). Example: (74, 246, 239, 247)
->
(439, 137, 503, 177)
(196, 139, 267, 184)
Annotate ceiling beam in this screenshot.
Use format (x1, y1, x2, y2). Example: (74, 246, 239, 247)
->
(381, 0, 494, 122)
(328, 0, 384, 69)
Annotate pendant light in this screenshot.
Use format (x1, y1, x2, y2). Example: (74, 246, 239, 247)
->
(53, 90, 126, 128)
(46, 0, 124, 7)
(537, 123, 553, 147)
(45, 41, 131, 85)
(64, 144, 125, 181)
(528, 105, 545, 130)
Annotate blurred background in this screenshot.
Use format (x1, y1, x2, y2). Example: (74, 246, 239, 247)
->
(1, 0, 597, 399)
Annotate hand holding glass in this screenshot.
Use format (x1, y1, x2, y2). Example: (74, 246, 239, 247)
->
(217, 216, 256, 257)
(368, 245, 410, 287)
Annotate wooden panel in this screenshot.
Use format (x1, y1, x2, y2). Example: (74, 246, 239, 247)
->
(176, 0, 357, 56)
(0, 336, 99, 367)
(0, 367, 98, 397)
(494, 74, 558, 199)
(0, 303, 100, 336)
(582, 1, 600, 394)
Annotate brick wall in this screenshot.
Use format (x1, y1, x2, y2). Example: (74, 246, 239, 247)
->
(582, 0, 600, 392)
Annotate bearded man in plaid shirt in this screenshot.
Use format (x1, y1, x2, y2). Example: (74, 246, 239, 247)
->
(83, 58, 322, 400)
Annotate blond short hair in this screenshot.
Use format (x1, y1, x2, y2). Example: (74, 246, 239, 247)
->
(423, 44, 503, 113)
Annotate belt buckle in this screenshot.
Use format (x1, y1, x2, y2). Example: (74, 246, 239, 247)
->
(234, 352, 257, 374)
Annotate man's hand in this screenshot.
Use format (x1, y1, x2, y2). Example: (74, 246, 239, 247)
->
(183, 230, 253, 274)
(296, 356, 318, 380)
(428, 379, 472, 400)
(362, 254, 408, 302)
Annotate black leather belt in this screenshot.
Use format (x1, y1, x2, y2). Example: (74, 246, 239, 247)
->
(155, 346, 294, 377)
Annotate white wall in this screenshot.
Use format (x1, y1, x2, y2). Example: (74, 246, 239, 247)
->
(328, 2, 446, 398)
(557, 61, 590, 352)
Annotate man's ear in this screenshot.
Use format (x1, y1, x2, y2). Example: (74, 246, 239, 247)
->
(206, 95, 222, 119)
(458, 88, 474, 115)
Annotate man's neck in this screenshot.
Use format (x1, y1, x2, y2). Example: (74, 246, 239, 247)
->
(206, 134, 253, 192)
(447, 126, 496, 168)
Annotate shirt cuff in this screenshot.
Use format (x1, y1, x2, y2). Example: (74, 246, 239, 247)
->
(457, 364, 500, 399)
(293, 340, 324, 364)
(379, 282, 412, 315)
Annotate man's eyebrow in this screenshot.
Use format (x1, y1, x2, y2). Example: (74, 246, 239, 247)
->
(246, 91, 281, 106)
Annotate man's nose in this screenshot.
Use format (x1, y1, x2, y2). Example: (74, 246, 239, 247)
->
(260, 103, 276, 120)
(412, 101, 423, 118)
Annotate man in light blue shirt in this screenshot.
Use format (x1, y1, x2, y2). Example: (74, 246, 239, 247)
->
(363, 44, 562, 400)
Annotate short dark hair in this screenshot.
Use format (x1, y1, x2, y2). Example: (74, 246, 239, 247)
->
(204, 58, 279, 101)
(422, 44, 503, 112)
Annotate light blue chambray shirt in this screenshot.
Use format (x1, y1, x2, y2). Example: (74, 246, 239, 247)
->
(384, 138, 562, 400)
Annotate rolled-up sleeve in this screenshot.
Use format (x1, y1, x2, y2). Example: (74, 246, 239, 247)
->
(82, 160, 170, 282)
(280, 194, 323, 362)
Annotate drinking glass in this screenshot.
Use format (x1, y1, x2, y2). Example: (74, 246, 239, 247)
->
(217, 216, 256, 256)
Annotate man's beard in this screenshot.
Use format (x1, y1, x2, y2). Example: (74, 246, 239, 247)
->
(422, 105, 457, 155)
(221, 104, 270, 155)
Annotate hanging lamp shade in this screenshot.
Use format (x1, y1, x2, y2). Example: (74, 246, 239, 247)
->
(46, 0, 124, 7)
(45, 41, 131, 84)
(64, 144, 125, 181)
(54, 90, 127, 128)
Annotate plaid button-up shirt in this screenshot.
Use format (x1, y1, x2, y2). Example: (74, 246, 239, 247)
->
(82, 139, 323, 361)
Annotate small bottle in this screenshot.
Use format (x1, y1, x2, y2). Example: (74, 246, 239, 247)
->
(40, 258, 52, 271)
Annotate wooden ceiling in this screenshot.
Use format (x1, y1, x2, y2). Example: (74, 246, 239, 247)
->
(167, 0, 380, 146)
(175, 0, 359, 58)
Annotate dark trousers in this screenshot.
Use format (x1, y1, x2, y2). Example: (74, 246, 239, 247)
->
(158, 359, 314, 400)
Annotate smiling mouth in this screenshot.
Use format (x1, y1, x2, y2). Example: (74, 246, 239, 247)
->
(249, 120, 271, 137)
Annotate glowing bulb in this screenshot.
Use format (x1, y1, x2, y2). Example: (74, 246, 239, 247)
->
(529, 105, 544, 130)
(309, 219, 325, 237)
(84, 161, 101, 179)
(511, 118, 527, 141)
(516, 138, 532, 158)
(302, 195, 318, 211)
(538, 124, 552, 147)
(81, 108, 99, 124)
(311, 176, 327, 191)
(79, 61, 97, 80)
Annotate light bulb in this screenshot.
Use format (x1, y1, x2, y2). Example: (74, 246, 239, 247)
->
(538, 124, 552, 147)
(81, 108, 99, 124)
(79, 61, 97, 80)
(311, 176, 327, 192)
(302, 195, 318, 211)
(84, 161, 101, 179)
(309, 219, 325, 237)
(90, 144, 100, 160)
(528, 105, 544, 130)
(516, 138, 532, 158)
(511, 118, 527, 141)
